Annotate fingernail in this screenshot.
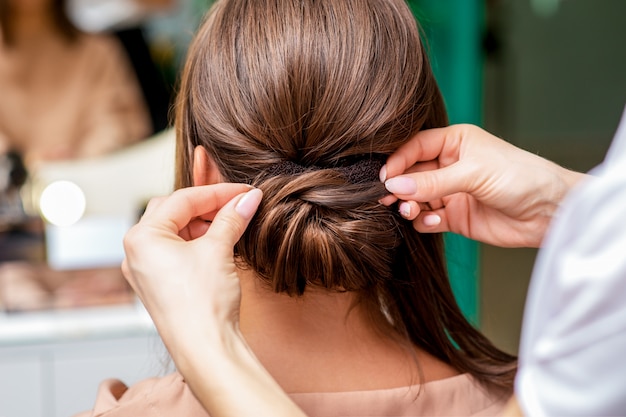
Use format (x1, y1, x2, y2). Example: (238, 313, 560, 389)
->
(379, 165, 387, 183)
(423, 214, 441, 227)
(384, 177, 417, 195)
(399, 202, 411, 218)
(235, 188, 263, 220)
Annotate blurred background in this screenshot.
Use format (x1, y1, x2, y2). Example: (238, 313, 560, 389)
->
(408, 0, 625, 355)
(478, 0, 625, 355)
(0, 0, 624, 415)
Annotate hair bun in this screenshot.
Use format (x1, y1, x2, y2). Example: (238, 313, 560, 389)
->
(258, 169, 385, 209)
(236, 170, 401, 295)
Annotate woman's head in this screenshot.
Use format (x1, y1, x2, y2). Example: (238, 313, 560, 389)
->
(177, 0, 446, 294)
(177, 0, 516, 393)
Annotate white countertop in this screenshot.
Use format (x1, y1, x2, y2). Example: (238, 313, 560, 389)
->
(0, 301, 156, 347)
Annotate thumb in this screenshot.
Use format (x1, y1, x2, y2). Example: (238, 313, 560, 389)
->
(385, 162, 473, 202)
(204, 188, 263, 247)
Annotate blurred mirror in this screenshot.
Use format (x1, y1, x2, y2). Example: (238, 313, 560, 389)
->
(0, 0, 198, 313)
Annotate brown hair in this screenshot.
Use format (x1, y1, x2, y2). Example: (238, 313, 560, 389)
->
(0, 0, 79, 47)
(176, 0, 516, 394)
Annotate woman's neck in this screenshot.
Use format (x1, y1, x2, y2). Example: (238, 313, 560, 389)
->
(237, 269, 460, 393)
(239, 272, 374, 347)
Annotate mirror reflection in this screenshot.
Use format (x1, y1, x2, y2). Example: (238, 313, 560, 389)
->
(0, 0, 189, 312)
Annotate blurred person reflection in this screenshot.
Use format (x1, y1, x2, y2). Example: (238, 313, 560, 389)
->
(0, 0, 151, 169)
(0, 0, 150, 312)
(68, 0, 178, 133)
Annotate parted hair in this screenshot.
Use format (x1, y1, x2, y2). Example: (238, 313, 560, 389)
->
(176, 0, 516, 393)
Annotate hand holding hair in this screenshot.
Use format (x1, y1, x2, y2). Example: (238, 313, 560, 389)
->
(122, 183, 307, 417)
(380, 124, 586, 248)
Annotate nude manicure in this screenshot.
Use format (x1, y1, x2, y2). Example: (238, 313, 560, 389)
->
(235, 188, 263, 220)
(399, 202, 411, 218)
(379, 165, 387, 183)
(384, 177, 417, 195)
(423, 214, 441, 227)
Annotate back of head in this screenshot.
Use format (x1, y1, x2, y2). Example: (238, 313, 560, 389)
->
(177, 0, 516, 394)
(177, 0, 444, 293)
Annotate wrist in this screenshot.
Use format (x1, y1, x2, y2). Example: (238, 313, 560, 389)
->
(166, 317, 242, 372)
(170, 323, 307, 417)
(551, 165, 587, 208)
(560, 167, 588, 193)
(522, 161, 585, 248)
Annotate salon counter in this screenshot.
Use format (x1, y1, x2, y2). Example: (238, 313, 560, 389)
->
(0, 303, 170, 417)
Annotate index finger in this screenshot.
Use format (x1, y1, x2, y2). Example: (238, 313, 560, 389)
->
(141, 183, 253, 234)
(384, 126, 459, 180)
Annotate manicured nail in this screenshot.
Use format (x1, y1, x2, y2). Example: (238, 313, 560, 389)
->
(399, 202, 411, 218)
(384, 177, 417, 195)
(235, 188, 263, 220)
(423, 214, 441, 227)
(379, 165, 387, 183)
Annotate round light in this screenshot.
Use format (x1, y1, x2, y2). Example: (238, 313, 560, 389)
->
(39, 180, 86, 226)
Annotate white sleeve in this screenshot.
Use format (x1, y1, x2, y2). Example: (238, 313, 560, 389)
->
(516, 108, 626, 417)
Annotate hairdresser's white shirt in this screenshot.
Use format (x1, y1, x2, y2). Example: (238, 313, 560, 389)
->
(516, 107, 626, 417)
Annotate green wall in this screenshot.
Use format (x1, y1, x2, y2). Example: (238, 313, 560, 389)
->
(407, 0, 485, 324)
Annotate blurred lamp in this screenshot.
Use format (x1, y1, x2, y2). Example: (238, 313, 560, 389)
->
(39, 180, 86, 227)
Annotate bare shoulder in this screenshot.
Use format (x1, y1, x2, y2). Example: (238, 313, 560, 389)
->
(79, 33, 124, 52)
(73, 33, 131, 76)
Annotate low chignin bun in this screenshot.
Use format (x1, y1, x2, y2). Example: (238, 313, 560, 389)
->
(236, 165, 399, 296)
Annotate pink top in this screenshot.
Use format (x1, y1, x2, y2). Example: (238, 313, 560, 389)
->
(75, 372, 509, 416)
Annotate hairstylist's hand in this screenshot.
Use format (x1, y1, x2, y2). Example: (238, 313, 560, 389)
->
(122, 184, 307, 417)
(380, 124, 586, 247)
(122, 183, 259, 340)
